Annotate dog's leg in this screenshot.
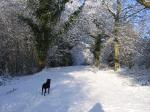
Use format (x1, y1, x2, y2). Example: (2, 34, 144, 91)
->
(42, 88, 43, 95)
(44, 88, 46, 96)
(48, 88, 50, 94)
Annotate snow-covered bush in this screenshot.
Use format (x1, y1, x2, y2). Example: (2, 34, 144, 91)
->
(0, 0, 38, 75)
(134, 38, 150, 68)
(0, 73, 12, 86)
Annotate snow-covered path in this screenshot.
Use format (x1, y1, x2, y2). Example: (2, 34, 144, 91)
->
(0, 66, 150, 112)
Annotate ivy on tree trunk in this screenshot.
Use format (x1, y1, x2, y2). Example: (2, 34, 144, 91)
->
(18, 0, 69, 71)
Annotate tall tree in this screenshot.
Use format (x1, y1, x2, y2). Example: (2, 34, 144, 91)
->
(19, 0, 69, 70)
(103, 0, 122, 71)
(103, 0, 147, 70)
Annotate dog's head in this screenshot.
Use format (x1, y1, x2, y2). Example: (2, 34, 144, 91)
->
(46, 79, 51, 83)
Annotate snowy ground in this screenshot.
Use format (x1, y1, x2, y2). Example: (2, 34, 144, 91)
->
(0, 66, 150, 112)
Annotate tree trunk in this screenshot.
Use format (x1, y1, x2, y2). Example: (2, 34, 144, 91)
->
(37, 58, 46, 71)
(94, 51, 100, 67)
(114, 19, 120, 71)
(36, 32, 49, 72)
(114, 38, 120, 71)
(94, 34, 102, 68)
(113, 0, 122, 71)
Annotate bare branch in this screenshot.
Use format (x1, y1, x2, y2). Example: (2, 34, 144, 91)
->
(103, 2, 116, 18)
(122, 7, 146, 20)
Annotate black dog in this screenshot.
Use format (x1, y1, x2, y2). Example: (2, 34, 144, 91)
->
(42, 79, 51, 96)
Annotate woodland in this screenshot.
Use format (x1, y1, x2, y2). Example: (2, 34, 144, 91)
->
(0, 0, 150, 75)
